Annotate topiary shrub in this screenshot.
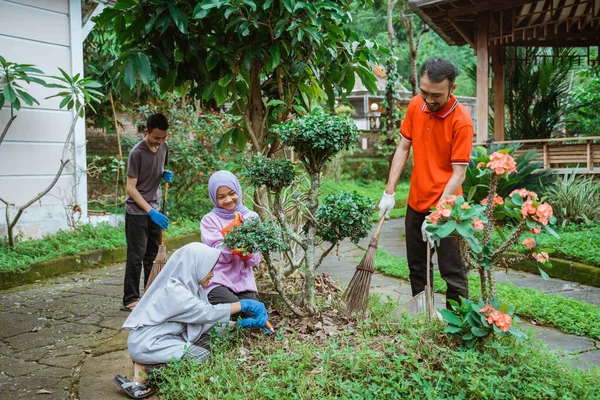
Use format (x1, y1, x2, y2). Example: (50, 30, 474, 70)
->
(222, 217, 290, 254)
(236, 111, 374, 315)
(315, 192, 375, 244)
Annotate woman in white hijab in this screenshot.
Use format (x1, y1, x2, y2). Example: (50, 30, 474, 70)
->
(113, 242, 268, 399)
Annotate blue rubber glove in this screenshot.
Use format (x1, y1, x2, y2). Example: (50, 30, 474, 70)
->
(240, 299, 268, 319)
(162, 170, 173, 183)
(148, 209, 169, 230)
(236, 316, 268, 330)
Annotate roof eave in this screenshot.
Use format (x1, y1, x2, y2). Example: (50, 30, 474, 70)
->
(408, 0, 461, 46)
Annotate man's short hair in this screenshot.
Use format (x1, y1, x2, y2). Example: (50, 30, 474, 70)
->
(419, 58, 459, 86)
(147, 113, 169, 132)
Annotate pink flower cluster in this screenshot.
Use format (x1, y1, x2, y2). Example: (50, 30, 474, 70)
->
(532, 252, 549, 264)
(486, 152, 517, 175)
(520, 199, 553, 225)
(427, 196, 456, 225)
(480, 195, 504, 206)
(509, 189, 553, 226)
(521, 238, 536, 249)
(472, 218, 484, 230)
(480, 305, 512, 332)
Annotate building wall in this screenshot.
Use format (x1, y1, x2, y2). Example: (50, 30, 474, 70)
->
(0, 0, 86, 239)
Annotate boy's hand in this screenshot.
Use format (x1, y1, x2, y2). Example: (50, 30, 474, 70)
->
(378, 191, 395, 219)
(162, 170, 173, 183)
(148, 209, 169, 230)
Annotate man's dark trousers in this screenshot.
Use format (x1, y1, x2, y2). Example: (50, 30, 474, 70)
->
(123, 213, 161, 306)
(405, 205, 469, 308)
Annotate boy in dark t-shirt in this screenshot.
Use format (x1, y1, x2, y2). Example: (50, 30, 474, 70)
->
(121, 113, 173, 311)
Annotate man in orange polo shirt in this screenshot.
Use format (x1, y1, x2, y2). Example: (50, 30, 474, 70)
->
(379, 58, 473, 308)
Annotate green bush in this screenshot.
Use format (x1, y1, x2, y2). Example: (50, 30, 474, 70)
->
(341, 156, 413, 182)
(545, 171, 600, 225)
(244, 154, 295, 190)
(276, 111, 358, 172)
(315, 191, 375, 244)
(222, 217, 290, 254)
(356, 161, 376, 184)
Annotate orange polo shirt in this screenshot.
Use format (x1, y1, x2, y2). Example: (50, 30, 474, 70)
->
(400, 94, 474, 213)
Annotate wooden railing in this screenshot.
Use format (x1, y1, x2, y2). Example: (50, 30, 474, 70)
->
(475, 136, 600, 174)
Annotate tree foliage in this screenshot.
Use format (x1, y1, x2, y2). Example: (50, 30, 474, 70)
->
(95, 0, 379, 153)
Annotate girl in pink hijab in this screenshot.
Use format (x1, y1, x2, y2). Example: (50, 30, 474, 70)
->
(201, 170, 262, 309)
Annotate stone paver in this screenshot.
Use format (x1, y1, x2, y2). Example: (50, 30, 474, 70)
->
(0, 218, 599, 399)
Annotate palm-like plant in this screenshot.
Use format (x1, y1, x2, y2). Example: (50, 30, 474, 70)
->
(505, 48, 577, 140)
(545, 171, 600, 226)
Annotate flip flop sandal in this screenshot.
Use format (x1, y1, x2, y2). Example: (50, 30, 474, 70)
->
(120, 303, 137, 312)
(113, 375, 155, 399)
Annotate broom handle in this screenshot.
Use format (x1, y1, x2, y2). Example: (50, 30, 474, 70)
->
(161, 183, 169, 245)
(426, 244, 433, 320)
(370, 216, 387, 245)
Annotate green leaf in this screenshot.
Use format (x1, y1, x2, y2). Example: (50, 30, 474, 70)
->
(3, 84, 17, 103)
(206, 51, 219, 72)
(123, 58, 137, 89)
(214, 84, 228, 105)
(471, 327, 489, 337)
(456, 221, 474, 238)
(263, 0, 273, 9)
(268, 44, 280, 70)
(440, 309, 462, 326)
(511, 193, 524, 206)
(58, 95, 71, 109)
(132, 53, 152, 84)
(15, 89, 38, 106)
(202, 81, 218, 101)
(168, 4, 188, 33)
(539, 268, 550, 280)
(543, 224, 560, 239)
(443, 326, 463, 334)
(436, 220, 457, 238)
(281, 0, 293, 12)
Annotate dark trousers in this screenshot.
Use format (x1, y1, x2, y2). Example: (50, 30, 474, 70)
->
(208, 286, 258, 319)
(405, 205, 468, 308)
(123, 213, 161, 306)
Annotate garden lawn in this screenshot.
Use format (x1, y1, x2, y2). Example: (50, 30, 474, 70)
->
(371, 249, 600, 340)
(151, 297, 600, 400)
(0, 219, 198, 273)
(320, 179, 410, 219)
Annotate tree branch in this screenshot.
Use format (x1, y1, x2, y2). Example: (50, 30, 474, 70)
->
(316, 242, 336, 270)
(264, 252, 306, 316)
(0, 106, 17, 148)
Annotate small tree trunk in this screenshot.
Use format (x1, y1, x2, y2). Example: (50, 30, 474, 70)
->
(301, 170, 321, 315)
(108, 91, 126, 195)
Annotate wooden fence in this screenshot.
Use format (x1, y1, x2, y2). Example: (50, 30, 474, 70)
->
(476, 136, 600, 174)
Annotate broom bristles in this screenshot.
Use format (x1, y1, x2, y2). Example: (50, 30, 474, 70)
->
(344, 244, 378, 317)
(145, 245, 168, 291)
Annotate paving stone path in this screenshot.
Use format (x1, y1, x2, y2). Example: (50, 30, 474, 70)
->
(0, 218, 598, 399)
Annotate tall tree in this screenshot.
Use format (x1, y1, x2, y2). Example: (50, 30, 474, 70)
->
(95, 0, 379, 156)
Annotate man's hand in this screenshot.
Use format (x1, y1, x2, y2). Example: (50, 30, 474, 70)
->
(421, 220, 434, 248)
(162, 170, 173, 183)
(378, 191, 396, 219)
(148, 209, 169, 230)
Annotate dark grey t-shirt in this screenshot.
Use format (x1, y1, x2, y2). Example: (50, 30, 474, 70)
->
(125, 140, 168, 215)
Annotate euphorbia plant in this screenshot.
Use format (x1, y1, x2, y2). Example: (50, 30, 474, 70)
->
(425, 147, 558, 303)
(227, 112, 375, 316)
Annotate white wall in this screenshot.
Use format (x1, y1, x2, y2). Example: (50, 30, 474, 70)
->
(0, 0, 87, 240)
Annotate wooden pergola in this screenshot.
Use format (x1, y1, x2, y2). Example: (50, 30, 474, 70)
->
(408, 0, 600, 143)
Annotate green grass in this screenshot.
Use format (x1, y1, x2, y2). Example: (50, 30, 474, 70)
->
(151, 296, 600, 400)
(320, 179, 410, 219)
(371, 249, 600, 340)
(0, 219, 199, 273)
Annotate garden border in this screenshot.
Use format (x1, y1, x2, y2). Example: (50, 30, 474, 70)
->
(506, 252, 600, 288)
(0, 233, 201, 290)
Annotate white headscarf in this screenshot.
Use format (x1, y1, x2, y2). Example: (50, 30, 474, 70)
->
(123, 242, 222, 343)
